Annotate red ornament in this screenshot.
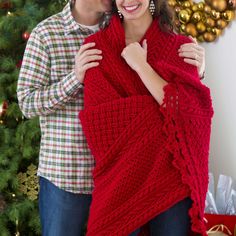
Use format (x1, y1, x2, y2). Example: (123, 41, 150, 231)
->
(0, 101, 8, 117)
(22, 31, 30, 41)
(16, 60, 22, 69)
(0, 1, 12, 9)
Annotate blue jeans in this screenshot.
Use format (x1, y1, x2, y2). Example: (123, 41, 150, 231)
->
(129, 197, 192, 236)
(39, 177, 92, 236)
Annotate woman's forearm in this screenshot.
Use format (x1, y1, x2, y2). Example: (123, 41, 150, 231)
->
(136, 63, 168, 105)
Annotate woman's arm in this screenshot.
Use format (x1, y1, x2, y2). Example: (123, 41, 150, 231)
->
(121, 40, 168, 104)
(121, 38, 204, 105)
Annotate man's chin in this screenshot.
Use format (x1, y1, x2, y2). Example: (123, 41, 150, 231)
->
(99, 6, 112, 14)
(104, 9, 112, 13)
(104, 5, 112, 13)
(102, 0, 112, 12)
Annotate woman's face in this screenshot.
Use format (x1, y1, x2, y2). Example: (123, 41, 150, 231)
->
(115, 0, 150, 20)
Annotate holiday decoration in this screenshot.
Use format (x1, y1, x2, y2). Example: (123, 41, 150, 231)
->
(207, 224, 232, 235)
(16, 60, 22, 69)
(0, 100, 8, 117)
(0, 1, 67, 235)
(22, 31, 30, 41)
(168, 0, 236, 42)
(17, 164, 39, 201)
(0, 0, 12, 9)
(6, 10, 13, 16)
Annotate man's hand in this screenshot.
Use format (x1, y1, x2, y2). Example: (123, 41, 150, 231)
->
(75, 42, 102, 84)
(178, 36, 205, 78)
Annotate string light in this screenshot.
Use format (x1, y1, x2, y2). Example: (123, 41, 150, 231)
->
(7, 11, 13, 16)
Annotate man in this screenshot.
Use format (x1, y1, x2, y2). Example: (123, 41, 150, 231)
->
(17, 0, 206, 235)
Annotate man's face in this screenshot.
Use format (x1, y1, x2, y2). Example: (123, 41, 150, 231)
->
(84, 0, 112, 13)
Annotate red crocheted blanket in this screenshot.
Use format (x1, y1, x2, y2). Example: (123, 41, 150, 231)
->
(79, 16, 214, 236)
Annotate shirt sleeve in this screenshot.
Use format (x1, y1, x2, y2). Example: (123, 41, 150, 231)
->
(17, 29, 83, 118)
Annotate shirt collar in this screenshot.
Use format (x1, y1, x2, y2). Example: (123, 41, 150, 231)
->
(62, 1, 111, 35)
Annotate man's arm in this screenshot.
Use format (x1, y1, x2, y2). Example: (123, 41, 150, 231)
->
(17, 29, 83, 118)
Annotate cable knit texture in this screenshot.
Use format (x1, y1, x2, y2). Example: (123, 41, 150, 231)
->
(79, 15, 214, 236)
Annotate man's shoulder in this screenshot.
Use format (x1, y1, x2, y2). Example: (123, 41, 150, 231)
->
(84, 31, 101, 43)
(84, 21, 112, 47)
(32, 11, 63, 37)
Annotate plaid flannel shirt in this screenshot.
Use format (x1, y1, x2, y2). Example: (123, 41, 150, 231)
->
(17, 2, 110, 193)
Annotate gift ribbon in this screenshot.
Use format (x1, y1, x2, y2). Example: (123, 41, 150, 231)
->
(207, 224, 232, 235)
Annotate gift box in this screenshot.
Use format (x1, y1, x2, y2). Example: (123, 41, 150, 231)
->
(205, 213, 236, 235)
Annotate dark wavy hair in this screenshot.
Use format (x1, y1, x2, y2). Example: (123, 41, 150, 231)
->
(111, 0, 174, 32)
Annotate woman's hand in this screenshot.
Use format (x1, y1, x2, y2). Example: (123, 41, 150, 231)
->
(121, 40, 148, 73)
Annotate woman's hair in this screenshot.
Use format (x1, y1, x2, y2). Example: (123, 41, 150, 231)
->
(111, 0, 174, 32)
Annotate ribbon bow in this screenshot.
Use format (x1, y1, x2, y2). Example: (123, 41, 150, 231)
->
(207, 224, 232, 235)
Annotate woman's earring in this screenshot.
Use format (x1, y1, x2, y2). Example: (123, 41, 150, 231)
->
(149, 0, 155, 15)
(117, 10, 123, 18)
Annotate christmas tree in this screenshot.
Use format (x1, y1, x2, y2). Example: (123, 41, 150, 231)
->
(0, 0, 67, 235)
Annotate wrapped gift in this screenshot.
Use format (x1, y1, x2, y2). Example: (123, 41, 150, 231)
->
(205, 174, 236, 235)
(206, 224, 232, 235)
(205, 214, 236, 234)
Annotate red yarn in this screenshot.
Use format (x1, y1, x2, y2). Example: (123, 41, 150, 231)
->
(79, 16, 214, 236)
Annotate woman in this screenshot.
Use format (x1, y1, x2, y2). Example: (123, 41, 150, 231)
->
(79, 0, 214, 235)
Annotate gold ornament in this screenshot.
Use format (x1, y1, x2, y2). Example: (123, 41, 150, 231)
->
(179, 9, 191, 23)
(196, 21, 207, 32)
(192, 4, 199, 12)
(168, 0, 236, 42)
(180, 24, 187, 33)
(222, 10, 235, 21)
(216, 18, 228, 28)
(168, 0, 177, 7)
(205, 17, 216, 27)
(206, 26, 213, 32)
(185, 23, 198, 37)
(192, 11, 203, 22)
(186, 8, 193, 15)
(211, 27, 222, 35)
(183, 1, 192, 8)
(211, 0, 227, 12)
(211, 9, 221, 19)
(203, 31, 216, 41)
(17, 164, 39, 201)
(197, 2, 205, 10)
(204, 5, 212, 14)
(197, 34, 205, 42)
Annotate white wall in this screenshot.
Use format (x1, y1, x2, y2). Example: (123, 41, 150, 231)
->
(202, 20, 236, 182)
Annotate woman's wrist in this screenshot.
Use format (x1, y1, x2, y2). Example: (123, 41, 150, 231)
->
(136, 62, 152, 77)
